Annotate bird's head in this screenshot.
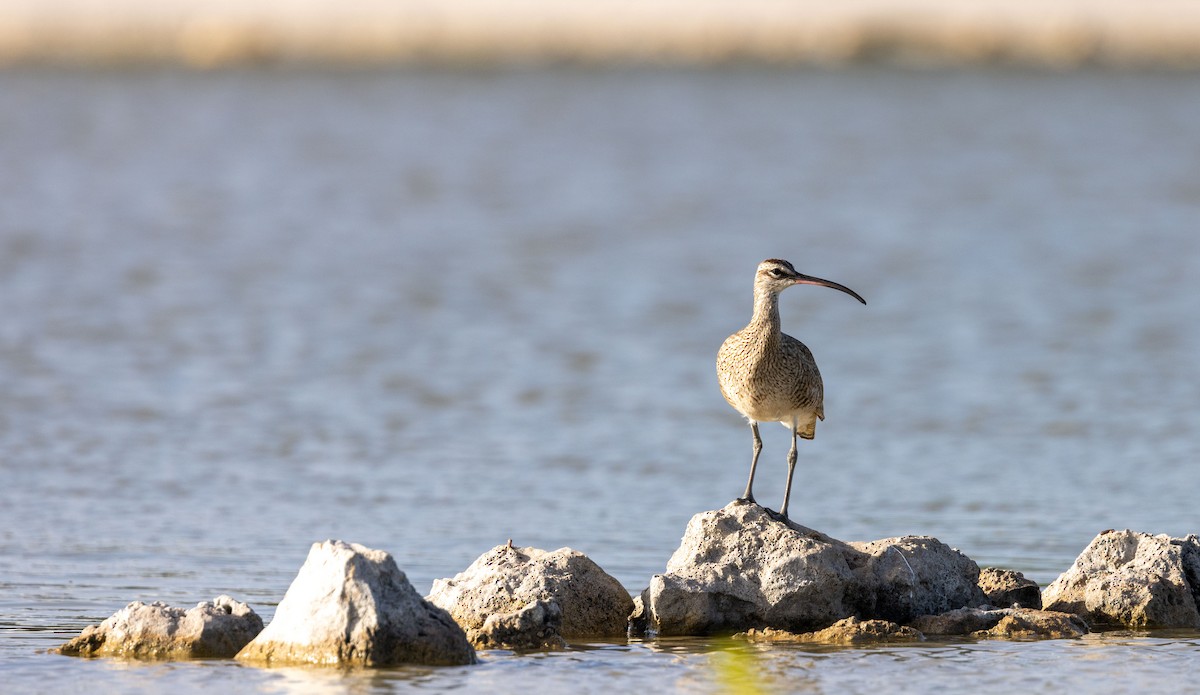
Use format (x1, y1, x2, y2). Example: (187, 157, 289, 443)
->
(754, 258, 866, 304)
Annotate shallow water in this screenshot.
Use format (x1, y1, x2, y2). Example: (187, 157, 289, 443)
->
(1, 67, 1198, 692)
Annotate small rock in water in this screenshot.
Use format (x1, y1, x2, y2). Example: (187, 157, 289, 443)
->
(911, 606, 1086, 639)
(974, 610, 1087, 639)
(428, 543, 631, 649)
(737, 616, 923, 644)
(1041, 530, 1200, 629)
(58, 595, 263, 659)
(978, 568, 1042, 609)
(236, 540, 476, 666)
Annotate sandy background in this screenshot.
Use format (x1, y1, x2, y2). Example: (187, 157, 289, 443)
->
(2, 0, 1199, 68)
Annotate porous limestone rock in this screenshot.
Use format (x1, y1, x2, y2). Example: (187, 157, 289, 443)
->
(236, 540, 475, 666)
(642, 501, 867, 635)
(978, 567, 1042, 609)
(737, 616, 922, 644)
(911, 606, 1087, 639)
(639, 501, 990, 635)
(475, 599, 567, 650)
(848, 535, 989, 623)
(1041, 530, 1200, 629)
(58, 595, 262, 659)
(427, 543, 632, 649)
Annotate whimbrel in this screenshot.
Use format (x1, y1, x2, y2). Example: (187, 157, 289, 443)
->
(716, 259, 865, 520)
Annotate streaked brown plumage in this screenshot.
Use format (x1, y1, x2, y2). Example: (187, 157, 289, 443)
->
(716, 259, 865, 519)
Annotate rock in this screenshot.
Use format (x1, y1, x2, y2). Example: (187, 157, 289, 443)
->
(475, 600, 567, 650)
(1041, 530, 1200, 629)
(978, 568, 1042, 609)
(911, 607, 1086, 639)
(737, 617, 922, 644)
(848, 536, 989, 623)
(640, 501, 988, 635)
(642, 501, 867, 635)
(236, 540, 476, 666)
(975, 610, 1087, 639)
(58, 595, 262, 659)
(909, 606, 1003, 635)
(427, 543, 632, 649)
(627, 593, 650, 637)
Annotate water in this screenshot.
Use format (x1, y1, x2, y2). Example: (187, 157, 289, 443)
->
(1, 66, 1199, 692)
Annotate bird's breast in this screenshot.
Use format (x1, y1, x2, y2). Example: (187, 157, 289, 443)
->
(717, 330, 824, 426)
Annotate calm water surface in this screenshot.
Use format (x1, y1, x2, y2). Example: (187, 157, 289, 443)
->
(1, 67, 1198, 692)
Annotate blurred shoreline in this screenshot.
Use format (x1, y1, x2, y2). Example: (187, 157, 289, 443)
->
(2, 0, 1200, 69)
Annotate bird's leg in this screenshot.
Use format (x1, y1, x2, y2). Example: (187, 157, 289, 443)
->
(740, 422, 762, 504)
(779, 430, 798, 520)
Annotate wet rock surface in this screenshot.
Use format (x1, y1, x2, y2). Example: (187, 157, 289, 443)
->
(58, 595, 263, 659)
(911, 607, 1087, 639)
(738, 616, 923, 644)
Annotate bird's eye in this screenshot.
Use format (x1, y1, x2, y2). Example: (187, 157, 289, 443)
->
(769, 268, 785, 278)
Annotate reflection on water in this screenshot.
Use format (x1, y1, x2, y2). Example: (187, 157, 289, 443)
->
(1, 67, 1199, 690)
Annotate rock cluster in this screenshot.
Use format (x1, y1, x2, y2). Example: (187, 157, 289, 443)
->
(56, 515, 1200, 665)
(58, 595, 262, 658)
(637, 501, 988, 635)
(641, 513, 1198, 639)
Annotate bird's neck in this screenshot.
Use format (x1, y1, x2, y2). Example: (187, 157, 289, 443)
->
(748, 289, 782, 340)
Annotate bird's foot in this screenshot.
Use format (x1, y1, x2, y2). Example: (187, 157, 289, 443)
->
(735, 496, 759, 507)
(765, 508, 791, 524)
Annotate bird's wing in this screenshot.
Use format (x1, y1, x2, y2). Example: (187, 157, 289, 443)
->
(780, 334, 824, 414)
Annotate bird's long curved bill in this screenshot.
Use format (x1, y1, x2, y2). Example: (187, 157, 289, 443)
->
(793, 274, 867, 304)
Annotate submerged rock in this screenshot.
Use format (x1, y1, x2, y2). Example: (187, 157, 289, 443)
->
(236, 540, 476, 667)
(738, 616, 922, 644)
(978, 568, 1042, 609)
(639, 501, 987, 635)
(977, 610, 1087, 639)
(58, 595, 262, 659)
(1041, 530, 1200, 629)
(911, 606, 1086, 639)
(428, 543, 632, 650)
(909, 606, 1002, 635)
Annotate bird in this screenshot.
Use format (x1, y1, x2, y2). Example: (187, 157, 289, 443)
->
(716, 258, 865, 520)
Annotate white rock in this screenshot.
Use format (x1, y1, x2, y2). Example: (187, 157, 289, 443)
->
(1041, 530, 1200, 628)
(58, 595, 262, 658)
(428, 543, 632, 649)
(236, 540, 476, 666)
(644, 501, 865, 635)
